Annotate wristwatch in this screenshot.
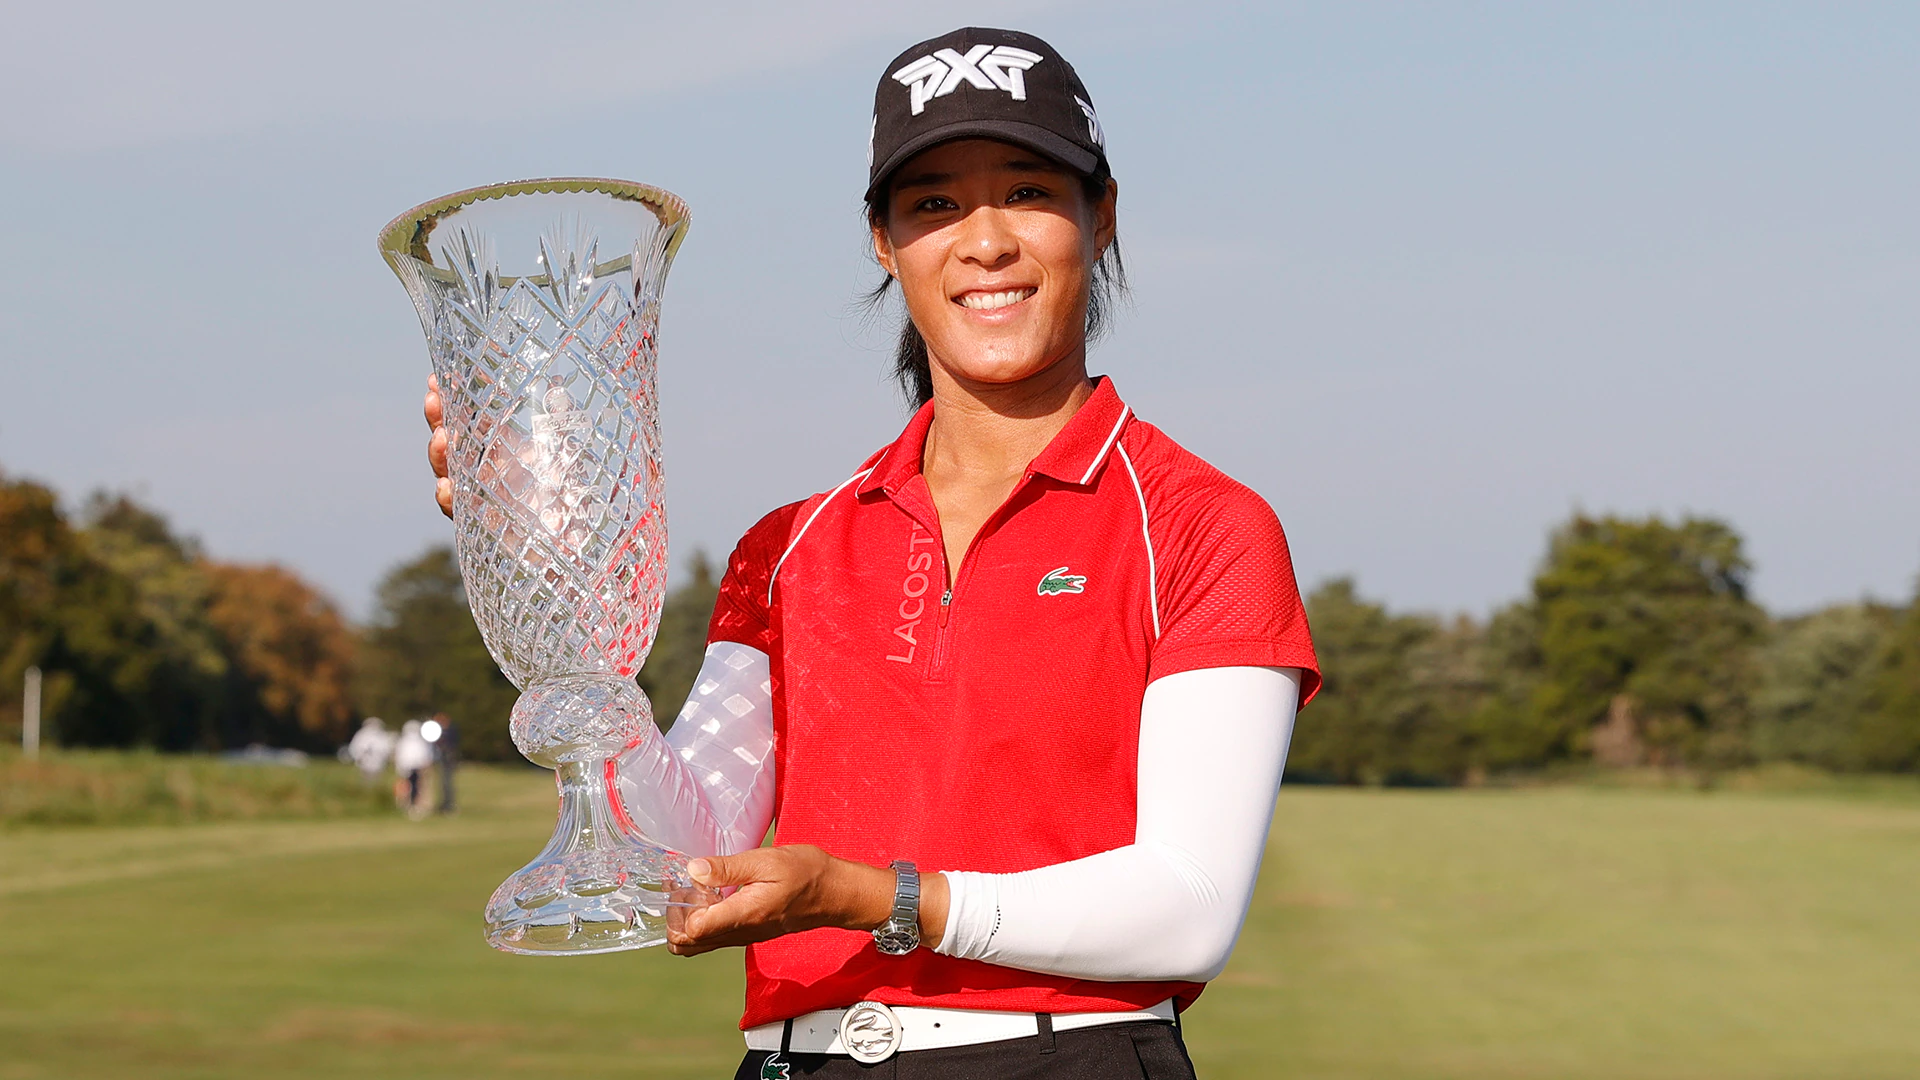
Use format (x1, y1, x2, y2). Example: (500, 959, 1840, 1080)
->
(872, 860, 921, 955)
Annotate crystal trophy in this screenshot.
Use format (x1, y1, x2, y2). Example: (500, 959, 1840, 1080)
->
(378, 178, 717, 954)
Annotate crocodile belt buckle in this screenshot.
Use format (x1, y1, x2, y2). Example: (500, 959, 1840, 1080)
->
(840, 1000, 902, 1063)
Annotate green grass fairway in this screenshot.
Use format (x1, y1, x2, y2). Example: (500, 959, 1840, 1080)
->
(2, 772, 1917, 1079)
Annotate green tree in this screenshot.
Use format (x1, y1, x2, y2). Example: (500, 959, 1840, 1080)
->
(355, 547, 519, 761)
(1531, 514, 1763, 768)
(1401, 613, 1492, 782)
(1859, 583, 1920, 771)
(1288, 578, 1478, 785)
(1751, 603, 1895, 769)
(1468, 600, 1551, 772)
(77, 494, 228, 748)
(0, 475, 190, 749)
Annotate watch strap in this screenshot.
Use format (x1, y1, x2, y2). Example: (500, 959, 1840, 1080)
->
(873, 859, 921, 954)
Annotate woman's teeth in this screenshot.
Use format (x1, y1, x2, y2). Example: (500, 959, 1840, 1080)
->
(957, 288, 1036, 310)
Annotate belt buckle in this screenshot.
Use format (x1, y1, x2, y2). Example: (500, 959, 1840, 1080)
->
(839, 1000, 902, 1063)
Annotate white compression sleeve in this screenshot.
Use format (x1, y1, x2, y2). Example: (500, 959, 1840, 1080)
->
(935, 666, 1301, 982)
(610, 641, 776, 858)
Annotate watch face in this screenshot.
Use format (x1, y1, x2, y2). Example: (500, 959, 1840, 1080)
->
(874, 925, 919, 955)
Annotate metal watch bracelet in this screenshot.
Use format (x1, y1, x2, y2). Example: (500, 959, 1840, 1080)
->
(872, 860, 920, 955)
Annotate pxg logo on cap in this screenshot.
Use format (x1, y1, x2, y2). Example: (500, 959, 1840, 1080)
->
(892, 45, 1045, 115)
(866, 27, 1108, 200)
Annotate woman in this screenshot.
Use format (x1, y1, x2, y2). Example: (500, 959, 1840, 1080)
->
(425, 27, 1317, 1078)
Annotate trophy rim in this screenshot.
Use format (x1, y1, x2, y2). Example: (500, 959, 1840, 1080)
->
(375, 176, 691, 277)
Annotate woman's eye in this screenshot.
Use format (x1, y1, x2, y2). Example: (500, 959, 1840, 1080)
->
(1007, 186, 1048, 203)
(914, 196, 957, 213)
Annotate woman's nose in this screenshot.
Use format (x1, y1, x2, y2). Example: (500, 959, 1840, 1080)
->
(956, 207, 1018, 267)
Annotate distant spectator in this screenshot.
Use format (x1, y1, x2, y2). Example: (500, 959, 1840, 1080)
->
(392, 719, 434, 820)
(432, 713, 460, 814)
(343, 717, 395, 785)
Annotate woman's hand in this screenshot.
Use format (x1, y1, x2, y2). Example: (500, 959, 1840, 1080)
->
(424, 374, 452, 518)
(666, 845, 948, 957)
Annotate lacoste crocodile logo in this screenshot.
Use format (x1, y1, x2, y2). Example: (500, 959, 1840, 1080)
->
(760, 1053, 791, 1080)
(1037, 566, 1087, 596)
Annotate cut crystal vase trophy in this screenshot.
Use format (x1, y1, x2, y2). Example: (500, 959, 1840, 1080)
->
(379, 178, 717, 954)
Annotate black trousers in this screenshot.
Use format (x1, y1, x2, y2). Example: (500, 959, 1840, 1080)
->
(732, 1020, 1197, 1079)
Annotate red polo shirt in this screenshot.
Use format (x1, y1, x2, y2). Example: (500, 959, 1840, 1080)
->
(707, 377, 1318, 1029)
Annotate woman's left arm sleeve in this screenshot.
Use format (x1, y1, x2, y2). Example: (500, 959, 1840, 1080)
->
(934, 665, 1299, 982)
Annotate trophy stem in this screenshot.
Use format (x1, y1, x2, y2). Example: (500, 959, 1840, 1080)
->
(486, 684, 719, 955)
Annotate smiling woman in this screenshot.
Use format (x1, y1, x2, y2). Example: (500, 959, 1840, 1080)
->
(421, 25, 1320, 1080)
(865, 140, 1127, 408)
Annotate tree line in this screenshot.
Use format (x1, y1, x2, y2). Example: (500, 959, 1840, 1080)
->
(1291, 515, 1920, 782)
(0, 470, 714, 760)
(1, 473, 355, 752)
(4, 467, 1916, 775)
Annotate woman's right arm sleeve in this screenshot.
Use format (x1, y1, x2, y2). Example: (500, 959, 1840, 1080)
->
(613, 503, 795, 857)
(610, 641, 775, 858)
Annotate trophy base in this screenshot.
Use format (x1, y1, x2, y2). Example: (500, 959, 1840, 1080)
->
(485, 843, 712, 955)
(484, 756, 720, 955)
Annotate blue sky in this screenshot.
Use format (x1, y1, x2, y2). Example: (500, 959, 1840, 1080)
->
(1, 2, 1914, 619)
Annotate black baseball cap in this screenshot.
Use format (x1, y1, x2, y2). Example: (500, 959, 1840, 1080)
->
(866, 27, 1108, 201)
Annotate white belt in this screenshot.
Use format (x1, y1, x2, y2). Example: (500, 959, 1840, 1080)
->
(745, 998, 1175, 1062)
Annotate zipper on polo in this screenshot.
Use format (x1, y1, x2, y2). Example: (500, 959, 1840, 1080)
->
(928, 587, 955, 679)
(924, 545, 957, 682)
(926, 470, 1038, 682)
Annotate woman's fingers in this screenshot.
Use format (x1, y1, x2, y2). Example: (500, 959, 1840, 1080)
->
(669, 885, 784, 952)
(688, 853, 765, 889)
(665, 888, 779, 954)
(661, 847, 900, 958)
(425, 375, 454, 518)
(428, 428, 452, 518)
(427, 426, 449, 477)
(666, 847, 843, 955)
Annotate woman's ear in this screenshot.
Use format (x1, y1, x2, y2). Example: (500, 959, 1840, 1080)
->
(871, 218, 898, 278)
(1094, 178, 1119, 256)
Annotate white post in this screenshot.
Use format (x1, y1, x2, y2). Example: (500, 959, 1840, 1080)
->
(22, 666, 41, 760)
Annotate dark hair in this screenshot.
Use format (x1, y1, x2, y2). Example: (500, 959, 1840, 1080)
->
(863, 162, 1128, 407)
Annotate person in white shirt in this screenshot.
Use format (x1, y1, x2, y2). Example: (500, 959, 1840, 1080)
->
(392, 719, 435, 820)
(344, 717, 395, 785)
